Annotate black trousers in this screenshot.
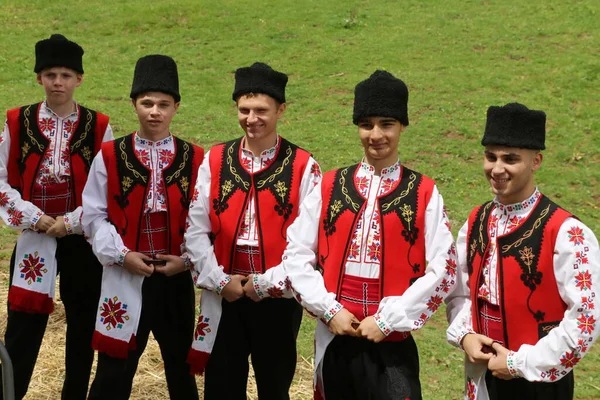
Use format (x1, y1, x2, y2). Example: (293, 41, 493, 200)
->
(203, 297, 303, 400)
(486, 369, 574, 400)
(0, 235, 102, 400)
(322, 335, 422, 400)
(88, 271, 198, 400)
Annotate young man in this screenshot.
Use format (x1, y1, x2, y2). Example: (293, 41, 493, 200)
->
(82, 54, 202, 400)
(244, 70, 457, 400)
(446, 103, 600, 400)
(0, 34, 112, 400)
(184, 62, 322, 399)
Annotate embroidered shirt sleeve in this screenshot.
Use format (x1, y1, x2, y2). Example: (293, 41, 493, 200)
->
(63, 206, 84, 235)
(0, 121, 45, 230)
(183, 151, 232, 293)
(377, 186, 458, 332)
(81, 152, 132, 268)
(512, 218, 600, 382)
(446, 221, 476, 348)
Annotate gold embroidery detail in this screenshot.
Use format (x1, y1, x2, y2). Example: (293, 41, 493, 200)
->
(165, 142, 190, 195)
(330, 199, 343, 220)
(226, 143, 250, 190)
(339, 168, 360, 212)
(81, 146, 92, 163)
(519, 246, 535, 272)
(23, 105, 44, 154)
(70, 109, 93, 152)
(257, 146, 293, 189)
(399, 203, 414, 230)
(122, 177, 133, 191)
(275, 181, 287, 200)
(380, 172, 417, 213)
(501, 205, 550, 253)
(469, 240, 477, 259)
(180, 176, 189, 193)
(22, 142, 31, 160)
(118, 140, 147, 184)
(478, 202, 493, 253)
(222, 180, 234, 199)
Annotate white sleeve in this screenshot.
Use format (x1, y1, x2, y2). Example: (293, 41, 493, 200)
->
(183, 151, 231, 293)
(446, 220, 476, 348)
(375, 186, 458, 334)
(103, 123, 115, 142)
(509, 218, 600, 381)
(255, 157, 322, 296)
(0, 121, 44, 230)
(81, 152, 130, 267)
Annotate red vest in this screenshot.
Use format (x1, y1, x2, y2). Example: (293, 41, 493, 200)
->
(466, 195, 572, 350)
(318, 164, 434, 299)
(208, 137, 311, 273)
(103, 133, 203, 255)
(6, 103, 109, 208)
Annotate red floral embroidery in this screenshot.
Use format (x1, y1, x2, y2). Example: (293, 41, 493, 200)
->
(380, 178, 394, 193)
(575, 251, 589, 265)
(191, 188, 199, 203)
(19, 252, 46, 284)
(567, 226, 585, 245)
(577, 338, 589, 354)
(367, 242, 381, 261)
(581, 296, 595, 310)
(466, 378, 476, 399)
(575, 270, 592, 291)
(39, 117, 56, 133)
(194, 316, 210, 340)
(438, 278, 452, 293)
(135, 149, 150, 165)
(267, 286, 284, 298)
(310, 163, 321, 179)
(426, 295, 443, 312)
(356, 176, 370, 194)
(63, 119, 76, 134)
(8, 208, 23, 226)
(99, 297, 129, 329)
(159, 149, 174, 165)
(445, 258, 457, 277)
(559, 351, 581, 369)
(348, 241, 360, 259)
(576, 314, 596, 335)
(0, 191, 9, 207)
(542, 367, 560, 381)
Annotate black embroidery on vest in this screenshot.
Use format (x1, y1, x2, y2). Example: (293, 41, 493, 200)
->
(69, 106, 99, 172)
(467, 202, 493, 275)
(380, 168, 423, 273)
(499, 196, 559, 322)
(18, 104, 48, 176)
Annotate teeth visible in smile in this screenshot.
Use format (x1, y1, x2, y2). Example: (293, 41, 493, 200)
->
(495, 179, 508, 183)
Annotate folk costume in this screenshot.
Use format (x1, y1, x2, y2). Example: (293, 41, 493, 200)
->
(257, 71, 458, 400)
(83, 55, 201, 400)
(184, 62, 322, 399)
(0, 34, 112, 400)
(446, 103, 600, 400)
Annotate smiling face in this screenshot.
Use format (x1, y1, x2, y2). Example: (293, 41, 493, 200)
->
(37, 67, 82, 109)
(483, 145, 542, 204)
(358, 116, 405, 169)
(236, 93, 286, 146)
(133, 92, 179, 140)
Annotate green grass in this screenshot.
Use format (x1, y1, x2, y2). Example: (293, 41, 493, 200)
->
(1, 0, 599, 398)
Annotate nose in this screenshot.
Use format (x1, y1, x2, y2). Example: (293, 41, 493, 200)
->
(491, 161, 505, 175)
(247, 111, 258, 124)
(150, 105, 160, 115)
(371, 125, 384, 140)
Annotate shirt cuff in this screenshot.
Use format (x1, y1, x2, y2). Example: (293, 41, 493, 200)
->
(29, 209, 44, 231)
(457, 329, 477, 351)
(374, 312, 393, 336)
(322, 301, 343, 323)
(181, 254, 193, 270)
(116, 247, 130, 267)
(215, 273, 232, 295)
(507, 351, 522, 378)
(63, 210, 83, 235)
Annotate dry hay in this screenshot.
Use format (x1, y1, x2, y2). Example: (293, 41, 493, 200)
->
(0, 259, 314, 399)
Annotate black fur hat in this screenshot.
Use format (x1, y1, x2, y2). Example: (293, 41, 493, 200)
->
(232, 62, 288, 103)
(482, 103, 546, 150)
(353, 70, 409, 126)
(130, 55, 180, 102)
(34, 34, 84, 74)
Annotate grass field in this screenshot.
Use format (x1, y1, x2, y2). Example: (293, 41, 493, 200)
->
(1, 0, 599, 398)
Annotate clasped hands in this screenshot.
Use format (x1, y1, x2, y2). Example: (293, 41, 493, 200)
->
(326, 308, 386, 343)
(462, 333, 513, 380)
(35, 214, 67, 238)
(221, 274, 260, 302)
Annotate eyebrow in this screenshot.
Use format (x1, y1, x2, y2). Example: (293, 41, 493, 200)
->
(484, 150, 521, 157)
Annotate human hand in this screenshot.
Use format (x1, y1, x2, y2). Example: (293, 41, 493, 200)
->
(488, 342, 513, 380)
(327, 308, 360, 336)
(356, 316, 386, 343)
(46, 216, 67, 238)
(154, 254, 187, 276)
(242, 275, 261, 302)
(462, 333, 496, 363)
(35, 214, 56, 232)
(221, 274, 247, 302)
(122, 251, 154, 277)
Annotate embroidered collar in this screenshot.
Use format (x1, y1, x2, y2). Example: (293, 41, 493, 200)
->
(241, 135, 280, 161)
(358, 159, 401, 179)
(134, 132, 174, 149)
(42, 101, 79, 119)
(493, 188, 541, 214)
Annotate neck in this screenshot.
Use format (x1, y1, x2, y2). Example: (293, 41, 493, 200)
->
(365, 156, 397, 176)
(137, 128, 171, 142)
(46, 100, 76, 118)
(244, 134, 277, 156)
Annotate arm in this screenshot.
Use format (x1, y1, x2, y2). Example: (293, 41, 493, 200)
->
(183, 151, 232, 294)
(375, 186, 458, 334)
(81, 152, 132, 267)
(500, 218, 600, 381)
(249, 157, 322, 298)
(0, 122, 44, 230)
